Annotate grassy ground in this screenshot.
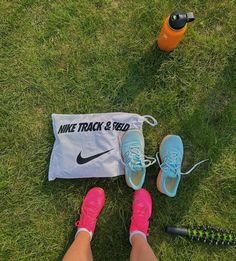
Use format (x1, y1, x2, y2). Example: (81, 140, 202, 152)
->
(1, 0, 236, 260)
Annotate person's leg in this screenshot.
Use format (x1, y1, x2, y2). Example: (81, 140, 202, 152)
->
(129, 189, 158, 261)
(63, 187, 105, 261)
(130, 234, 157, 261)
(63, 231, 92, 261)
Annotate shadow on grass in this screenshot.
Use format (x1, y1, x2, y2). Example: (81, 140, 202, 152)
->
(42, 49, 235, 260)
(111, 43, 170, 107)
(41, 42, 171, 260)
(154, 49, 236, 249)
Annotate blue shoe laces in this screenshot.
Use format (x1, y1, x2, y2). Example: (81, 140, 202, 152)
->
(156, 152, 208, 176)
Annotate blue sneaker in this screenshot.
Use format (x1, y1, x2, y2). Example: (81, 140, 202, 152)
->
(156, 135, 208, 197)
(121, 130, 156, 190)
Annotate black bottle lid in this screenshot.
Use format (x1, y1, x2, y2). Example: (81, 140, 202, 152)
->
(165, 226, 189, 236)
(169, 12, 195, 30)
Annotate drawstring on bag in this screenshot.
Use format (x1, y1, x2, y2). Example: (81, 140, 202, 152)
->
(143, 115, 158, 127)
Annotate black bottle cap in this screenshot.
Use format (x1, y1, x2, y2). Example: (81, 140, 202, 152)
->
(165, 226, 188, 236)
(169, 12, 195, 30)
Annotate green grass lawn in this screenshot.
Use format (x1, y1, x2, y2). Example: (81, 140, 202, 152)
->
(1, 0, 236, 260)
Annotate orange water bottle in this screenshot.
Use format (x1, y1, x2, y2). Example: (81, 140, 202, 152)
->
(157, 12, 195, 52)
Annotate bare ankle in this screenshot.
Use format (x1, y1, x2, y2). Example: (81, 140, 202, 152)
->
(130, 233, 147, 246)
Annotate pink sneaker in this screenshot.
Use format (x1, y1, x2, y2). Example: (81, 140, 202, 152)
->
(75, 187, 105, 240)
(129, 189, 152, 243)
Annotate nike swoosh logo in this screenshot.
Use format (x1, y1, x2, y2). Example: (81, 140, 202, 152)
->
(76, 149, 114, 165)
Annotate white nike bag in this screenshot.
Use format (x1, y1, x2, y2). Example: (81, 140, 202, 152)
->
(48, 112, 157, 181)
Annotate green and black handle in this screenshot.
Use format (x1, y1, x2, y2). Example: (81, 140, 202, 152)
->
(166, 225, 236, 245)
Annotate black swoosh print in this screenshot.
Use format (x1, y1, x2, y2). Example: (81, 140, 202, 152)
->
(76, 149, 113, 165)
